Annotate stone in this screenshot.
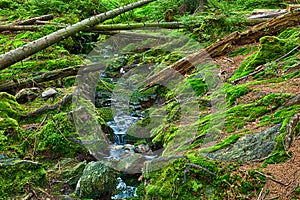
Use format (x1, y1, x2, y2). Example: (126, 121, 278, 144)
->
(134, 144, 150, 154)
(115, 153, 145, 174)
(42, 88, 58, 100)
(15, 87, 40, 104)
(75, 161, 116, 199)
(207, 124, 282, 162)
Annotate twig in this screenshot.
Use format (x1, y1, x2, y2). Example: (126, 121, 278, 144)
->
(36, 187, 51, 197)
(0, 159, 39, 167)
(183, 163, 215, 183)
(257, 186, 265, 200)
(21, 192, 33, 200)
(254, 170, 288, 186)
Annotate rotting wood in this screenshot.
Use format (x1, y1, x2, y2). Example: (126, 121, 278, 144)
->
(0, 0, 156, 69)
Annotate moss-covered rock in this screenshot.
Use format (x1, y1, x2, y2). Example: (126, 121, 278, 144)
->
(75, 161, 116, 198)
(0, 92, 23, 120)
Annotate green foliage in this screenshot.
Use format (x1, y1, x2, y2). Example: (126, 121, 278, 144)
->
(37, 113, 85, 158)
(234, 0, 285, 9)
(229, 46, 258, 57)
(200, 133, 242, 153)
(225, 83, 251, 106)
(0, 92, 24, 119)
(0, 163, 47, 198)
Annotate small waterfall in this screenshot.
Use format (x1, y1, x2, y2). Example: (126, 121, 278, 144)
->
(111, 177, 137, 199)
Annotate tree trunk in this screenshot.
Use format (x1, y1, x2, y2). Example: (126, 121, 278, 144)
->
(0, 0, 156, 69)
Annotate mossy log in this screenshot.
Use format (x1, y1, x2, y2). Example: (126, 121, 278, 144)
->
(0, 64, 103, 92)
(144, 10, 300, 88)
(0, 0, 156, 69)
(0, 65, 82, 92)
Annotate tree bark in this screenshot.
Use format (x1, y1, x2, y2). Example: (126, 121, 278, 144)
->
(0, 25, 40, 32)
(143, 10, 300, 88)
(0, 0, 156, 69)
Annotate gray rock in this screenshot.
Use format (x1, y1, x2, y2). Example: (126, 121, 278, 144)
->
(134, 144, 150, 154)
(207, 124, 282, 162)
(116, 153, 145, 174)
(42, 88, 58, 100)
(15, 87, 40, 103)
(75, 161, 116, 198)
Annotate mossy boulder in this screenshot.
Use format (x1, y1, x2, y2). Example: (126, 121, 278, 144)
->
(206, 124, 282, 162)
(75, 161, 116, 198)
(0, 92, 23, 120)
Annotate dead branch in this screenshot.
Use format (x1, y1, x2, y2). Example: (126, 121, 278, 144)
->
(93, 21, 184, 31)
(22, 94, 73, 118)
(0, 25, 41, 32)
(254, 170, 288, 186)
(183, 163, 215, 183)
(13, 14, 54, 25)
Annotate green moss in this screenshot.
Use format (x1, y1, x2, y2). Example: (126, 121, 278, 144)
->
(200, 133, 242, 153)
(260, 104, 300, 127)
(97, 108, 113, 122)
(225, 93, 290, 133)
(0, 117, 19, 132)
(230, 29, 300, 80)
(0, 92, 24, 119)
(229, 46, 258, 57)
(0, 163, 47, 198)
(152, 124, 178, 146)
(225, 83, 251, 106)
(144, 152, 266, 199)
(36, 113, 86, 158)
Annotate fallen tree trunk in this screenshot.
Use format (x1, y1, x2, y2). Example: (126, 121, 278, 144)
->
(22, 94, 73, 118)
(0, 63, 105, 92)
(0, 21, 183, 33)
(0, 65, 82, 92)
(13, 14, 54, 25)
(143, 9, 300, 88)
(0, 25, 40, 32)
(247, 9, 286, 19)
(0, 0, 156, 69)
(93, 21, 184, 31)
